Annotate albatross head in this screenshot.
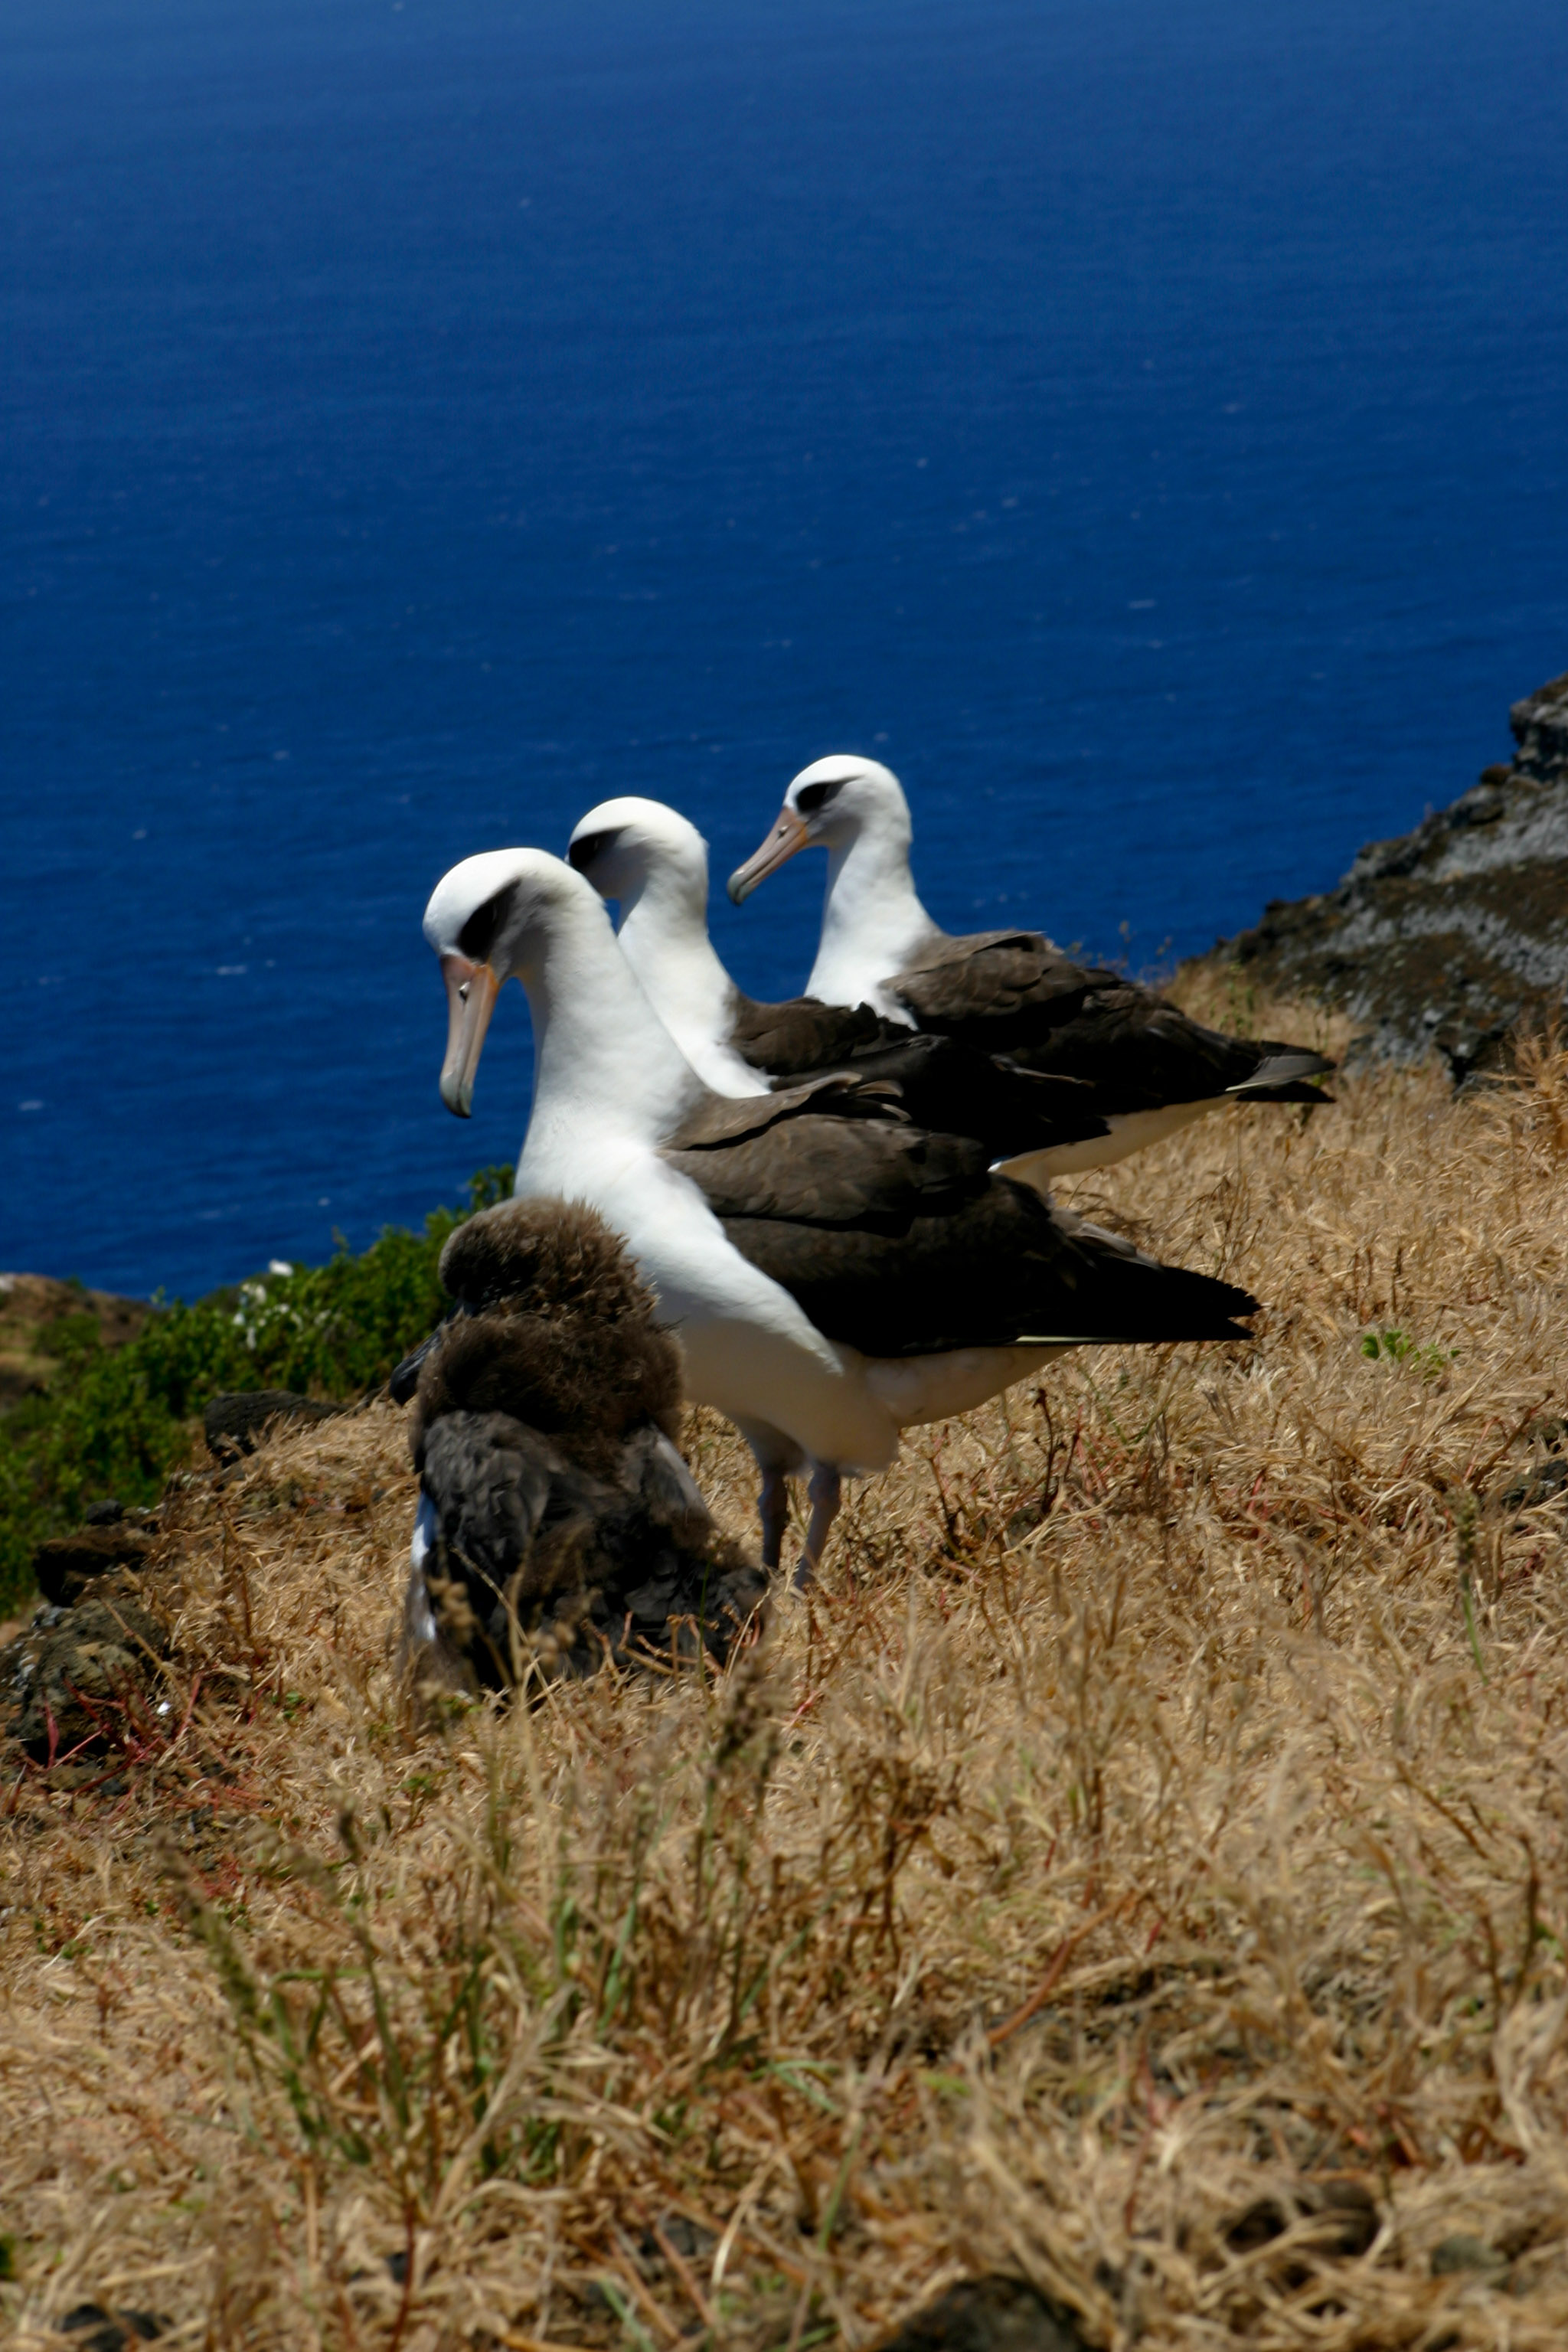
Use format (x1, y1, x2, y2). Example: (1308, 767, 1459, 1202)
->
(567, 796, 710, 916)
(726, 756, 910, 903)
(423, 848, 609, 1116)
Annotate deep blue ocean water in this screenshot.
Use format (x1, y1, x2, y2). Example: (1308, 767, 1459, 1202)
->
(5, 0, 1566, 1298)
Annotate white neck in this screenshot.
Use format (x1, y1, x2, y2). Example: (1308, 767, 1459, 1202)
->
(513, 891, 709, 1187)
(616, 861, 766, 1099)
(805, 810, 942, 1014)
(505, 880, 862, 1426)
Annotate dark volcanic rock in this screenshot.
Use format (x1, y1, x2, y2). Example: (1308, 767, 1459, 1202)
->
(873, 2278, 1090, 2352)
(33, 1517, 155, 1608)
(59, 2304, 167, 2351)
(1193, 671, 1568, 1079)
(204, 1388, 343, 1463)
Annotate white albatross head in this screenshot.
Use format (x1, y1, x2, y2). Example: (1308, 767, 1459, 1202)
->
(566, 796, 710, 916)
(727, 756, 911, 903)
(423, 848, 616, 1117)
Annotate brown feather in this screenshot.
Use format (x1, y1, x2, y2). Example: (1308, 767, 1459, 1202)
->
(407, 1197, 764, 1693)
(662, 1069, 906, 1152)
(665, 1113, 989, 1227)
(887, 932, 1334, 1110)
(439, 1194, 659, 1322)
(727, 988, 905, 1077)
(412, 1306, 682, 1477)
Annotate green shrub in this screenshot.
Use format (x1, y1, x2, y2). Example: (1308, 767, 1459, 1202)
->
(0, 1167, 513, 1613)
(1359, 1326, 1456, 1380)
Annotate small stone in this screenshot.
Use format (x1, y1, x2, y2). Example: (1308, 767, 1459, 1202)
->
(1223, 2175, 1379, 2278)
(872, 2277, 1089, 2352)
(57, 2306, 169, 2352)
(1431, 2234, 1506, 2278)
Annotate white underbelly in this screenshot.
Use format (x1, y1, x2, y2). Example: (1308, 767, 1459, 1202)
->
(865, 1344, 1064, 1431)
(518, 1145, 901, 1475)
(679, 1312, 900, 1474)
(997, 1097, 1225, 1182)
(403, 1493, 439, 1650)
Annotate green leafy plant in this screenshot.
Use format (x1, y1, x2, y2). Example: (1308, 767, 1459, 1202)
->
(1359, 1326, 1456, 1380)
(0, 1167, 512, 1611)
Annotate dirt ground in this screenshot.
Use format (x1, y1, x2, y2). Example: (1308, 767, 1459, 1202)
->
(5, 1019, 1568, 2352)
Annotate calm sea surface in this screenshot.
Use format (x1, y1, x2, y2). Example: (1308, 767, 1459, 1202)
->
(5, 0, 1566, 1297)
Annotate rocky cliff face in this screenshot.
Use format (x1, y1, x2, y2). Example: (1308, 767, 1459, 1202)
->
(1192, 671, 1568, 1078)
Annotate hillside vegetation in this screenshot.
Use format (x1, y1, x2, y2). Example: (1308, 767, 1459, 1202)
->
(0, 1172, 513, 1614)
(5, 1025, 1568, 2350)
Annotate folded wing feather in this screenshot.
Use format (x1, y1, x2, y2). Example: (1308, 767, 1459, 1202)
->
(887, 932, 1333, 1110)
(660, 1077, 1257, 1357)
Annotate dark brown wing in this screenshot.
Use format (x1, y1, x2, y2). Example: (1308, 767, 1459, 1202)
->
(998, 982, 1335, 1107)
(684, 1029, 1110, 1160)
(721, 1178, 1256, 1356)
(663, 1086, 1256, 1355)
(890, 931, 1100, 1031)
(727, 989, 905, 1078)
(663, 1070, 910, 1152)
(828, 1031, 1108, 1155)
(667, 1112, 991, 1227)
(888, 932, 1333, 1111)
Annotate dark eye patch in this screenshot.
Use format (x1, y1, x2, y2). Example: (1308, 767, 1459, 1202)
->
(795, 777, 845, 815)
(567, 826, 625, 875)
(457, 881, 518, 963)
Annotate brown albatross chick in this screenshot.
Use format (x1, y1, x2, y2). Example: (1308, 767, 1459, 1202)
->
(400, 1197, 764, 1693)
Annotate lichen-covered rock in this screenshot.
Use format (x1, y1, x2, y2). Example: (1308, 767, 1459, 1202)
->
(5, 1587, 170, 1761)
(1192, 671, 1568, 1079)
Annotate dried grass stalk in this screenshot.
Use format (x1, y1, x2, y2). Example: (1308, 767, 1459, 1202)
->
(5, 1022, 1568, 2348)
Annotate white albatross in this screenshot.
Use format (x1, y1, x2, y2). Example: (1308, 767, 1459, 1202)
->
(423, 848, 1259, 1573)
(566, 794, 1116, 1181)
(565, 795, 897, 1095)
(727, 756, 1335, 1175)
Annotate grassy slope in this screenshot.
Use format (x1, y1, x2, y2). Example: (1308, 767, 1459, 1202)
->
(0, 1278, 152, 1415)
(4, 1035, 1568, 2349)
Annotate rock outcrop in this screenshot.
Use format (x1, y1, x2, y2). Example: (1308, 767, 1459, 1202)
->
(1192, 671, 1568, 1078)
(4, 1584, 171, 1761)
(202, 1388, 344, 1464)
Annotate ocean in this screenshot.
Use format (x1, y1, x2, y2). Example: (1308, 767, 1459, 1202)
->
(5, 0, 1566, 1298)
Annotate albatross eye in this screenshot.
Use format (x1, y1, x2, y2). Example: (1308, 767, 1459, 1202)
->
(457, 881, 518, 962)
(795, 778, 844, 816)
(567, 826, 624, 874)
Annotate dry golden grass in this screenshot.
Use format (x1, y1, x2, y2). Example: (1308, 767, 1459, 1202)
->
(5, 1025, 1568, 2351)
